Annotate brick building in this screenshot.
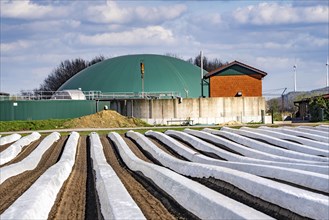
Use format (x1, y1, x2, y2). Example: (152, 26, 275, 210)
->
(204, 61, 267, 97)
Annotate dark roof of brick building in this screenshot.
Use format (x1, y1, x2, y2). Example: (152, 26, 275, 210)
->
(204, 60, 267, 79)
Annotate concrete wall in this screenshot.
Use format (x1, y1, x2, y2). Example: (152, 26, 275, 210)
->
(112, 97, 268, 125)
(0, 97, 270, 124)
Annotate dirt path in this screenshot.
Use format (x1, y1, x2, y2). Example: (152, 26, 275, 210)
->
(101, 135, 176, 220)
(0, 137, 66, 214)
(48, 136, 87, 220)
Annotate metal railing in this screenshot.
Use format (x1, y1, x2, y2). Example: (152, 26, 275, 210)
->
(99, 91, 181, 99)
(1, 90, 181, 101)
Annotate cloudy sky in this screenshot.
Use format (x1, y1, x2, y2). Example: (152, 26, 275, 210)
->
(1, 0, 328, 97)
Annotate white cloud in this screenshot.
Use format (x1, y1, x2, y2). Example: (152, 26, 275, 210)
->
(78, 26, 175, 46)
(86, 1, 187, 24)
(303, 6, 329, 23)
(135, 4, 187, 22)
(233, 2, 328, 25)
(263, 42, 292, 49)
(1, 1, 327, 94)
(255, 56, 294, 70)
(1, 40, 31, 53)
(295, 34, 328, 47)
(14, 20, 81, 34)
(0, 0, 67, 19)
(192, 12, 222, 27)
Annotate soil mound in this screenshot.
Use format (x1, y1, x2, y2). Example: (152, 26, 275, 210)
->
(219, 120, 242, 126)
(66, 110, 148, 128)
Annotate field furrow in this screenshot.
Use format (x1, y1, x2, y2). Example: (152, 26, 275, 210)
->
(0, 125, 328, 220)
(48, 136, 87, 220)
(0, 136, 66, 213)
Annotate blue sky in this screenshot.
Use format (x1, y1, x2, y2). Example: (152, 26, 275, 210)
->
(1, 0, 328, 96)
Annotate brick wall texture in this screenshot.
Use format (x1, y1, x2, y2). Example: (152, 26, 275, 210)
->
(209, 74, 262, 97)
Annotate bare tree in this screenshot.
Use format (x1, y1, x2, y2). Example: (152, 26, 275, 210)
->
(34, 55, 105, 93)
(164, 53, 184, 60)
(165, 53, 225, 72)
(41, 58, 88, 91)
(193, 54, 225, 72)
(89, 55, 106, 66)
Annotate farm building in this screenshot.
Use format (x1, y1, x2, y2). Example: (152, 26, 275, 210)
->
(294, 93, 329, 121)
(0, 54, 270, 124)
(204, 60, 267, 97)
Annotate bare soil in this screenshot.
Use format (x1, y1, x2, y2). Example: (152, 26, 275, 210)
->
(168, 136, 227, 160)
(85, 136, 103, 220)
(48, 136, 87, 220)
(218, 120, 242, 126)
(107, 135, 199, 219)
(66, 110, 148, 128)
(0, 143, 14, 153)
(121, 135, 152, 162)
(0, 138, 44, 168)
(100, 135, 176, 220)
(129, 133, 304, 219)
(0, 131, 308, 220)
(147, 136, 189, 160)
(0, 137, 66, 214)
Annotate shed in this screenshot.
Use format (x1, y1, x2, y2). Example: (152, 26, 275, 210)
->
(0, 92, 10, 101)
(294, 93, 329, 120)
(204, 61, 267, 97)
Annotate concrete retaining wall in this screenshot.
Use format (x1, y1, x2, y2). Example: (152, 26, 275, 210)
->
(109, 97, 268, 125)
(1, 97, 269, 124)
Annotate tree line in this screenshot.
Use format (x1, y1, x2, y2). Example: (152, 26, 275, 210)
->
(35, 55, 105, 92)
(27, 53, 226, 95)
(166, 53, 227, 72)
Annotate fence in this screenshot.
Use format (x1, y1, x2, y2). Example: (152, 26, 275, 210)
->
(0, 100, 96, 121)
(9, 90, 181, 101)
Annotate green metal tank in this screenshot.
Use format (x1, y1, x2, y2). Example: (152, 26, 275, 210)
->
(58, 54, 208, 98)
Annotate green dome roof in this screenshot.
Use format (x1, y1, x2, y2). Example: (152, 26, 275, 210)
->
(58, 54, 207, 98)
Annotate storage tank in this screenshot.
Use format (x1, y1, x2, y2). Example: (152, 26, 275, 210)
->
(58, 54, 207, 98)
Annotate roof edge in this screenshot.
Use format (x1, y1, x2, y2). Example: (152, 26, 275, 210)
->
(204, 60, 267, 78)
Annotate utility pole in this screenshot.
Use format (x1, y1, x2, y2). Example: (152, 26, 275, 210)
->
(200, 51, 204, 97)
(326, 57, 329, 87)
(293, 63, 297, 92)
(281, 88, 287, 113)
(140, 61, 145, 98)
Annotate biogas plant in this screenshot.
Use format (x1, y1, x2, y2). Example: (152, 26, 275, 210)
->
(0, 54, 270, 124)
